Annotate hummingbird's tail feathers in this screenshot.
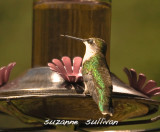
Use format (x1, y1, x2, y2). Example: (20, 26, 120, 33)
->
(100, 102, 113, 117)
(102, 111, 113, 116)
(92, 89, 113, 116)
(83, 74, 113, 116)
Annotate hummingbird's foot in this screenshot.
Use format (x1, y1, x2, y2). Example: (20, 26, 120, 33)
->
(83, 88, 90, 95)
(83, 83, 90, 95)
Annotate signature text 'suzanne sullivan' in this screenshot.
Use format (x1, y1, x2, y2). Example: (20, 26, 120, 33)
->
(44, 118, 118, 126)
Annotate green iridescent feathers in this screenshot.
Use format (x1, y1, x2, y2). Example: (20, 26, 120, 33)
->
(82, 54, 113, 115)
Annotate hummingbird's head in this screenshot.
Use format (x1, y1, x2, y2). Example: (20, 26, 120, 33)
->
(84, 38, 107, 55)
(61, 35, 107, 55)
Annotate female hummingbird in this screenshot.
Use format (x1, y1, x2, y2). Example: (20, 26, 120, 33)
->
(61, 35, 113, 116)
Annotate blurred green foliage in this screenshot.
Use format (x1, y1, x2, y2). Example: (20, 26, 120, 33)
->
(0, 0, 32, 80)
(0, 0, 160, 131)
(110, 1, 160, 130)
(111, 0, 160, 85)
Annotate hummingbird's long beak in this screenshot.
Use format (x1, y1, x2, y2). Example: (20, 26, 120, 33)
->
(60, 35, 86, 42)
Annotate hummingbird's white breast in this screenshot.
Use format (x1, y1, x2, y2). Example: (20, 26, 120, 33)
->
(82, 41, 96, 64)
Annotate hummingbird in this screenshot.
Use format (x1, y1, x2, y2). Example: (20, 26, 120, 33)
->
(61, 35, 113, 116)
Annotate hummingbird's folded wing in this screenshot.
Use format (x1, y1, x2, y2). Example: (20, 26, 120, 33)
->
(83, 65, 113, 116)
(83, 73, 98, 103)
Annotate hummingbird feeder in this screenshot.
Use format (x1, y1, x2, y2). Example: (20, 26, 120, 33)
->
(0, 57, 160, 131)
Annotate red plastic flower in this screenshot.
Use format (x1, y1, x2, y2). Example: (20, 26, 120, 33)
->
(124, 68, 160, 97)
(0, 62, 16, 87)
(48, 56, 83, 83)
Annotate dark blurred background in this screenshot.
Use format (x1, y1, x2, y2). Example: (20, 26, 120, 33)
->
(0, 0, 160, 130)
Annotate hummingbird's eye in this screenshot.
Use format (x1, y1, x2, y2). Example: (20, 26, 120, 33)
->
(88, 39, 94, 44)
